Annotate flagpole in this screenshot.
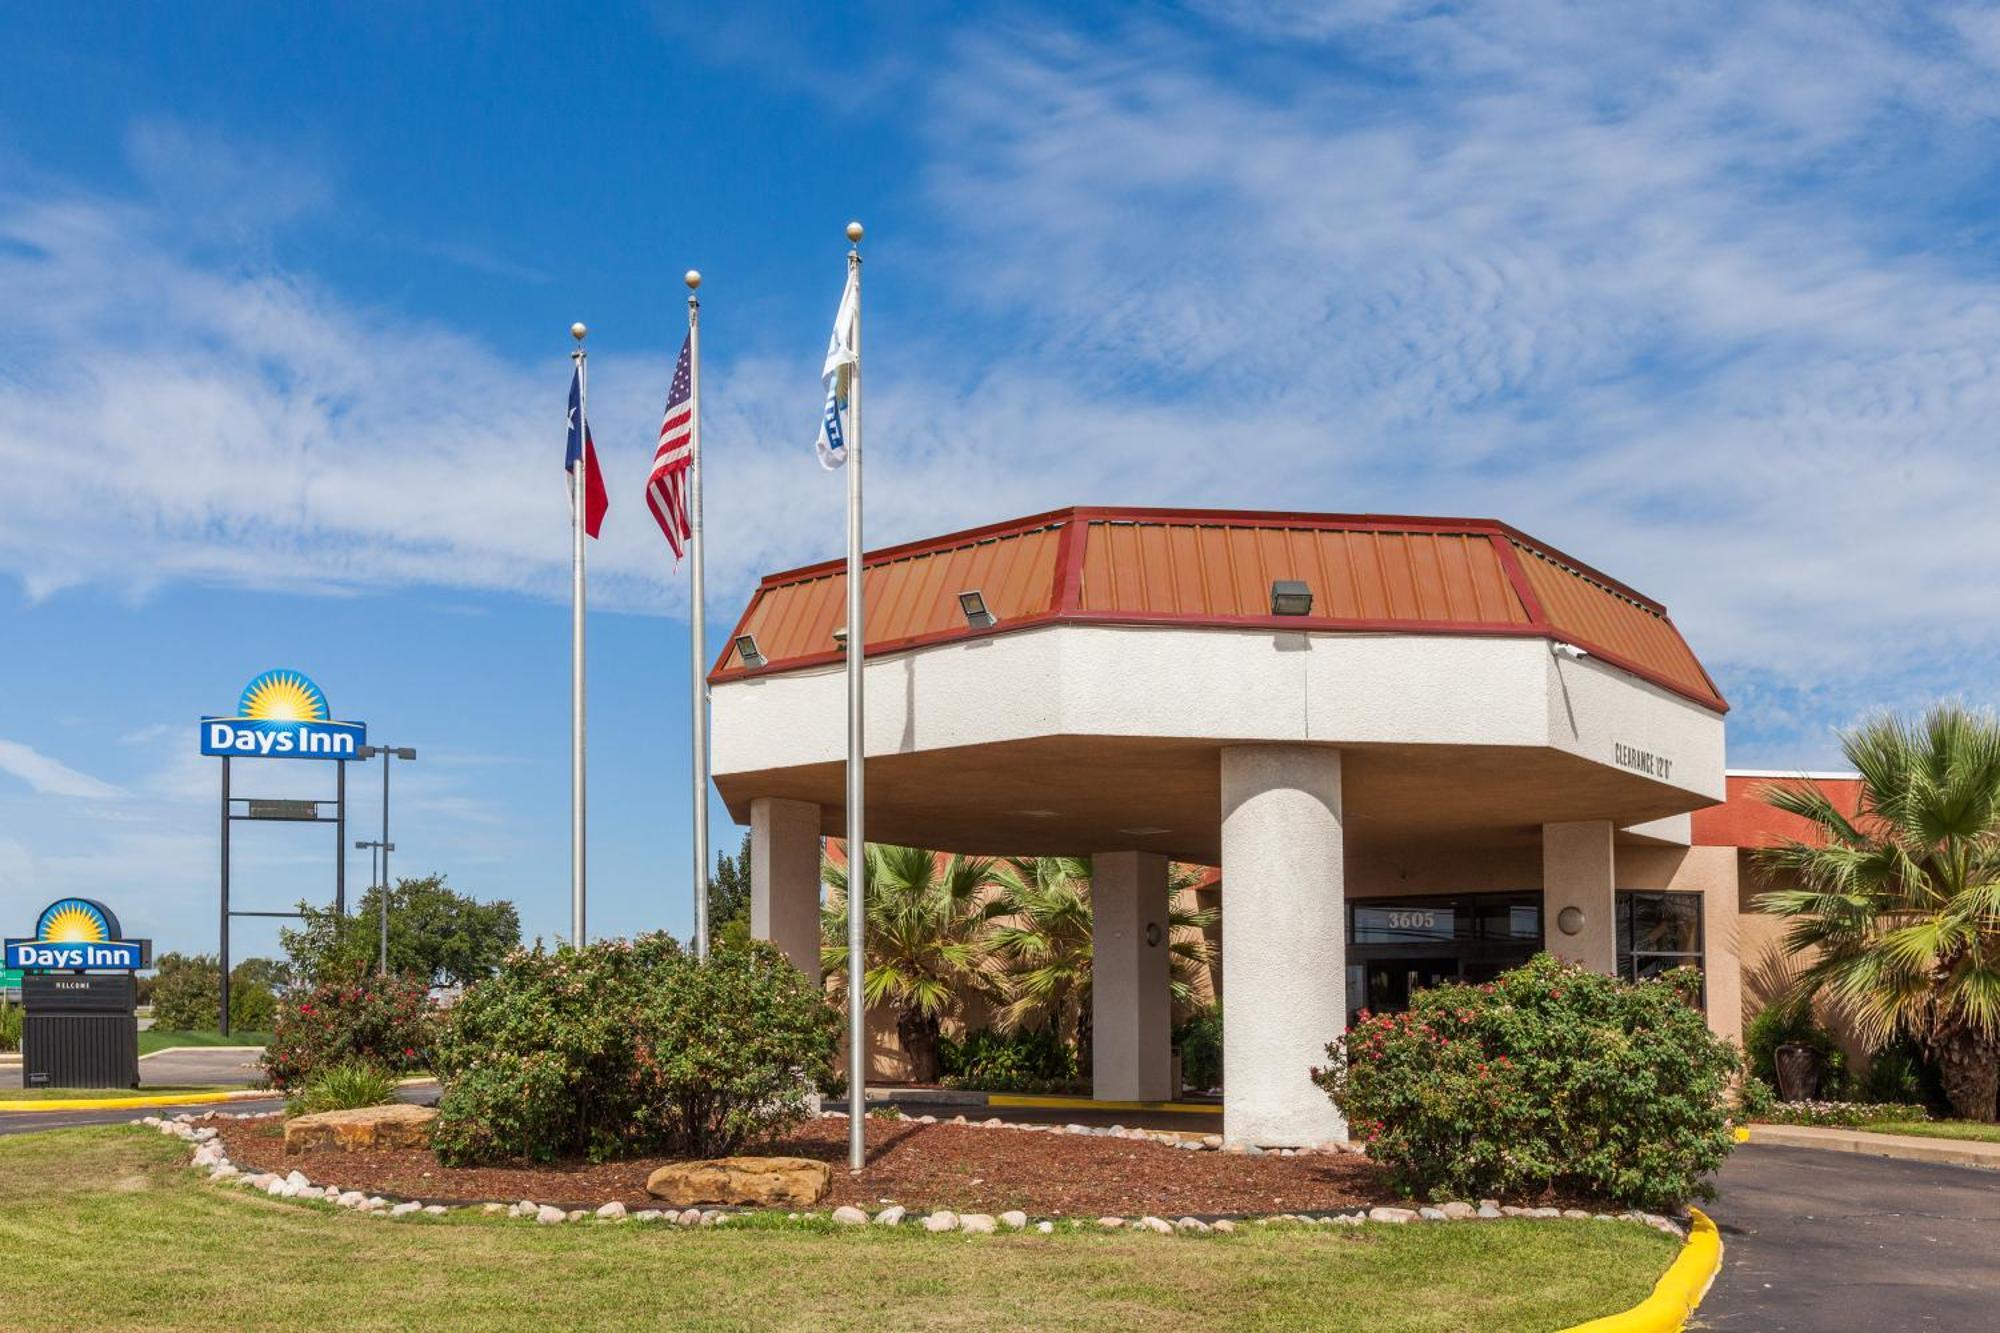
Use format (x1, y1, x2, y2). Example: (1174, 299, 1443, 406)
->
(685, 269, 712, 960)
(569, 321, 589, 948)
(843, 220, 866, 1174)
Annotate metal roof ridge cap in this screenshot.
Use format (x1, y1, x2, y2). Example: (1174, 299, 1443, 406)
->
(1494, 522, 1668, 615)
(752, 505, 1085, 588)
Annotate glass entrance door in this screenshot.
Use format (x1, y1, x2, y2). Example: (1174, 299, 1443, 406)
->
(1344, 892, 1543, 1025)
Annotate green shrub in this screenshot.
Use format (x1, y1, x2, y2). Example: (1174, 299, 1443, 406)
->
(1860, 1036, 1944, 1109)
(1733, 1074, 1776, 1121)
(1743, 1004, 1848, 1098)
(0, 1001, 21, 1053)
(262, 968, 433, 1090)
(286, 1061, 399, 1116)
(1316, 953, 1740, 1211)
(937, 1026, 1080, 1093)
(430, 935, 838, 1166)
(1175, 1003, 1223, 1091)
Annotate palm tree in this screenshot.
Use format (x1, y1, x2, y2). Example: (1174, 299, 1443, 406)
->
(820, 844, 1004, 1083)
(985, 856, 1218, 1070)
(1754, 704, 2000, 1122)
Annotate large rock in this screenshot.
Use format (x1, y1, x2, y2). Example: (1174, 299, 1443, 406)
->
(284, 1104, 438, 1155)
(644, 1157, 830, 1208)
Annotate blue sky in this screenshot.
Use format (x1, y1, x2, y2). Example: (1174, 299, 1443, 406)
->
(6, 1, 2000, 958)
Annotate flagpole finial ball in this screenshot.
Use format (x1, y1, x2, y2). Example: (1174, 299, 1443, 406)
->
(684, 270, 702, 290)
(570, 322, 588, 341)
(846, 220, 864, 243)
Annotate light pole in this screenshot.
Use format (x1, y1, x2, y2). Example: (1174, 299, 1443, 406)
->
(354, 744, 415, 975)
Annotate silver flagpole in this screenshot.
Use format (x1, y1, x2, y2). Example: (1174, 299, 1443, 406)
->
(570, 321, 589, 948)
(685, 269, 712, 959)
(843, 220, 866, 1173)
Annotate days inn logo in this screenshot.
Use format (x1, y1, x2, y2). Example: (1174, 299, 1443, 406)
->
(5, 897, 151, 971)
(200, 669, 367, 761)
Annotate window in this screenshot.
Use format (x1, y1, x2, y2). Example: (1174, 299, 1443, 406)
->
(1615, 891, 1704, 990)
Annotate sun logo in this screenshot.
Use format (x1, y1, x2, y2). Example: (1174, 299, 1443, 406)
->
(239, 670, 330, 723)
(35, 898, 112, 944)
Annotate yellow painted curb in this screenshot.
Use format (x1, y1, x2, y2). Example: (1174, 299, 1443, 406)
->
(1560, 1207, 1722, 1333)
(0, 1089, 273, 1113)
(987, 1093, 1221, 1115)
(1732, 1126, 1751, 1143)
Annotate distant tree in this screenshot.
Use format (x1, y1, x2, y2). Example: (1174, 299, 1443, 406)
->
(149, 954, 280, 1032)
(708, 830, 753, 950)
(282, 874, 520, 988)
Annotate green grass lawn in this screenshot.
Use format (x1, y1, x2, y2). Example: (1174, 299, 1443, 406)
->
(139, 1029, 270, 1055)
(1861, 1120, 2000, 1144)
(2, 1085, 236, 1102)
(1, 1127, 1677, 1332)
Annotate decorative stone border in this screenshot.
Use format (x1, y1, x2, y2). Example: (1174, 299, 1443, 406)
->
(141, 1110, 1686, 1239)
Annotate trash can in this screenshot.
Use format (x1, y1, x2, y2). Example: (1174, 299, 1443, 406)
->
(21, 973, 139, 1090)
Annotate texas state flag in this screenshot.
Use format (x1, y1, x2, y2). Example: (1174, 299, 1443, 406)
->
(565, 364, 609, 538)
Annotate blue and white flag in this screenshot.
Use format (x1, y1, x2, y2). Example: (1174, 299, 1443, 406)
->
(817, 267, 859, 469)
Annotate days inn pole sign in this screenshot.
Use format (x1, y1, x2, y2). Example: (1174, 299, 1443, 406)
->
(200, 669, 367, 760)
(6, 898, 152, 972)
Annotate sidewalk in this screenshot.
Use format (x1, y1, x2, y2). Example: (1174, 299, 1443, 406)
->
(1747, 1122, 2000, 1170)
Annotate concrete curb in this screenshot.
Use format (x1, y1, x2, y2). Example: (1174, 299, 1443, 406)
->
(138, 1045, 266, 1061)
(1559, 1207, 1721, 1332)
(1746, 1122, 2000, 1170)
(0, 1089, 275, 1113)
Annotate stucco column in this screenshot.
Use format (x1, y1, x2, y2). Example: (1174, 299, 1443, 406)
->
(1092, 850, 1172, 1102)
(1220, 744, 1346, 1147)
(751, 797, 822, 984)
(1544, 820, 1616, 973)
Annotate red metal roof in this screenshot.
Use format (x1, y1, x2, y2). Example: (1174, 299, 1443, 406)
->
(714, 506, 1727, 712)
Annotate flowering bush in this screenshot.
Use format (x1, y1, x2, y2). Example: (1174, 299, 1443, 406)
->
(1315, 953, 1739, 1211)
(938, 1025, 1081, 1093)
(1754, 1099, 1930, 1128)
(430, 934, 838, 1166)
(262, 969, 434, 1090)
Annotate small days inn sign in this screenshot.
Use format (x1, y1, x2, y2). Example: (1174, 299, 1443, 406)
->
(6, 898, 151, 972)
(200, 669, 366, 760)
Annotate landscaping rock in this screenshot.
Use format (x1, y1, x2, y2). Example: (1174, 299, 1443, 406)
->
(566, 1210, 588, 1223)
(922, 1210, 958, 1233)
(644, 1156, 831, 1208)
(482, 1203, 507, 1215)
(423, 1205, 448, 1216)
(1137, 1216, 1174, 1235)
(873, 1205, 906, 1226)
(284, 1104, 439, 1155)
(832, 1206, 869, 1225)
(959, 1213, 997, 1234)
(1036, 1221, 1054, 1234)
(1174, 1217, 1210, 1233)
(1476, 1203, 1502, 1219)
(535, 1205, 567, 1225)
(676, 1208, 702, 1226)
(593, 1201, 627, 1220)
(635, 1210, 663, 1222)
(390, 1201, 422, 1217)
(337, 1191, 367, 1208)
(1417, 1207, 1447, 1221)
(1212, 1219, 1237, 1234)
(1367, 1207, 1417, 1224)
(509, 1201, 537, 1218)
(1439, 1202, 1477, 1221)
(998, 1210, 1027, 1230)
(1561, 1209, 1592, 1221)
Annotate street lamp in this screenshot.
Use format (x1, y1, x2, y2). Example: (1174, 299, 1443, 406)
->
(354, 744, 416, 975)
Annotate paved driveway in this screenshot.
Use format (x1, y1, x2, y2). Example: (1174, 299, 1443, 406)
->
(1697, 1143, 1998, 1331)
(140, 1046, 267, 1087)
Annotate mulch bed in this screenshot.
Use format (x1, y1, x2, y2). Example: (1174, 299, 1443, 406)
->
(206, 1114, 1391, 1216)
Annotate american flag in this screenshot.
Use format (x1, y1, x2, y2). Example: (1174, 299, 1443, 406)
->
(647, 335, 694, 559)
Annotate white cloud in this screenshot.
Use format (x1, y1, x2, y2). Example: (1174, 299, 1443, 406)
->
(0, 738, 122, 799)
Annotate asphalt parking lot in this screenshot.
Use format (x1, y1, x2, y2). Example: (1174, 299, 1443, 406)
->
(1696, 1144, 1998, 1331)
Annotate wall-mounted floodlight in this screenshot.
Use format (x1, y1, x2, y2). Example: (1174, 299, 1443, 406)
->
(735, 634, 767, 668)
(1270, 579, 1313, 616)
(958, 589, 996, 629)
(832, 626, 848, 644)
(1552, 642, 1589, 661)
